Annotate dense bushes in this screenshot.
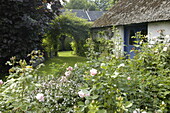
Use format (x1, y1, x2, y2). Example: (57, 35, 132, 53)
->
(0, 34, 169, 112)
(0, 0, 62, 78)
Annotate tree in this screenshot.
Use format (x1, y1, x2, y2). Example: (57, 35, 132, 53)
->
(0, 0, 62, 78)
(43, 11, 92, 57)
(94, 0, 119, 11)
(64, 0, 96, 10)
(64, 0, 119, 11)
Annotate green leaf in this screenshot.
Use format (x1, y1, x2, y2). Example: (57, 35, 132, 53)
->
(85, 100, 90, 105)
(125, 101, 133, 108)
(78, 101, 84, 106)
(97, 109, 107, 113)
(91, 95, 99, 99)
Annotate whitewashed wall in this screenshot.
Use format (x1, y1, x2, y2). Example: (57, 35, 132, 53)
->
(115, 26, 124, 57)
(148, 21, 170, 40)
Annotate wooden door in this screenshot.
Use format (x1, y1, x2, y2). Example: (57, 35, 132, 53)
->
(124, 25, 147, 58)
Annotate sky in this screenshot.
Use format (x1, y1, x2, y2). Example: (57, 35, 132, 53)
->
(60, 0, 70, 4)
(47, 0, 70, 9)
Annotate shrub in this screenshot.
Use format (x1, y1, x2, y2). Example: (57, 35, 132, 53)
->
(0, 33, 169, 112)
(73, 33, 170, 112)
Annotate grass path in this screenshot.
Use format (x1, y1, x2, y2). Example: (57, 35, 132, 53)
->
(38, 51, 87, 74)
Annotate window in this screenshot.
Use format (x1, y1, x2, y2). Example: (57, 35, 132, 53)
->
(129, 30, 135, 45)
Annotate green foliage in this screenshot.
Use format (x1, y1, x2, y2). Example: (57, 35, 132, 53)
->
(93, 0, 119, 11)
(64, 0, 119, 11)
(0, 50, 86, 112)
(64, 0, 96, 11)
(43, 11, 92, 57)
(0, 33, 169, 112)
(0, 0, 62, 78)
(0, 51, 45, 112)
(76, 32, 170, 112)
(61, 36, 73, 51)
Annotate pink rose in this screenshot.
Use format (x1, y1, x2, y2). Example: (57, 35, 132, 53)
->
(0, 80, 3, 85)
(65, 71, 71, 77)
(67, 66, 73, 71)
(78, 90, 85, 98)
(127, 77, 131, 80)
(85, 93, 90, 96)
(35, 93, 44, 102)
(78, 90, 90, 98)
(90, 68, 97, 76)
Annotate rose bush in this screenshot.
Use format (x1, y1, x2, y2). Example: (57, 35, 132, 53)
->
(73, 32, 170, 112)
(0, 33, 169, 112)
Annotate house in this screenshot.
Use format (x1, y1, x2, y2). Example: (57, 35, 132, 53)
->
(91, 0, 170, 58)
(60, 9, 106, 22)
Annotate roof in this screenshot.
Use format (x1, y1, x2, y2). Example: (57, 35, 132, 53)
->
(60, 9, 106, 21)
(93, 0, 170, 28)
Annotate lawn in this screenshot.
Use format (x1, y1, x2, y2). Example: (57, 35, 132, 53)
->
(38, 51, 87, 74)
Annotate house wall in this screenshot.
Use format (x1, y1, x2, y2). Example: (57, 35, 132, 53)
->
(91, 27, 112, 39)
(91, 26, 124, 58)
(114, 26, 124, 57)
(148, 21, 170, 40)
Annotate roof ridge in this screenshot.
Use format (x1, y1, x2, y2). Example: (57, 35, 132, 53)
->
(85, 10, 91, 21)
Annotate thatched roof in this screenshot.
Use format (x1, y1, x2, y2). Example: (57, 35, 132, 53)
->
(93, 0, 170, 28)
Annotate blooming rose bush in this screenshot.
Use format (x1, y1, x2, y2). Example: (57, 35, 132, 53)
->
(0, 33, 169, 112)
(0, 51, 83, 112)
(73, 32, 170, 112)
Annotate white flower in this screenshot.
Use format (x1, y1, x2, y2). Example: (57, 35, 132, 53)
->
(163, 46, 168, 51)
(154, 49, 159, 53)
(100, 63, 105, 67)
(90, 68, 97, 76)
(141, 111, 147, 113)
(100, 63, 106, 68)
(118, 63, 125, 68)
(67, 66, 73, 71)
(74, 63, 78, 68)
(114, 71, 119, 76)
(78, 90, 90, 98)
(162, 101, 165, 105)
(65, 71, 71, 77)
(60, 76, 67, 82)
(149, 41, 155, 45)
(0, 80, 3, 85)
(133, 110, 138, 113)
(139, 40, 143, 45)
(148, 45, 152, 48)
(133, 109, 140, 113)
(165, 35, 170, 39)
(112, 71, 119, 78)
(78, 90, 85, 98)
(35, 93, 44, 102)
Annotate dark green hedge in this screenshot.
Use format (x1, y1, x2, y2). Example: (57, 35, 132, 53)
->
(0, 0, 62, 78)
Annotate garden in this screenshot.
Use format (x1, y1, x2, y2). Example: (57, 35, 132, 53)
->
(0, 32, 170, 112)
(0, 0, 170, 113)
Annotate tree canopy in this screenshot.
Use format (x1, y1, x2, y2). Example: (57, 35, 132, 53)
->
(64, 0, 119, 11)
(0, 0, 62, 78)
